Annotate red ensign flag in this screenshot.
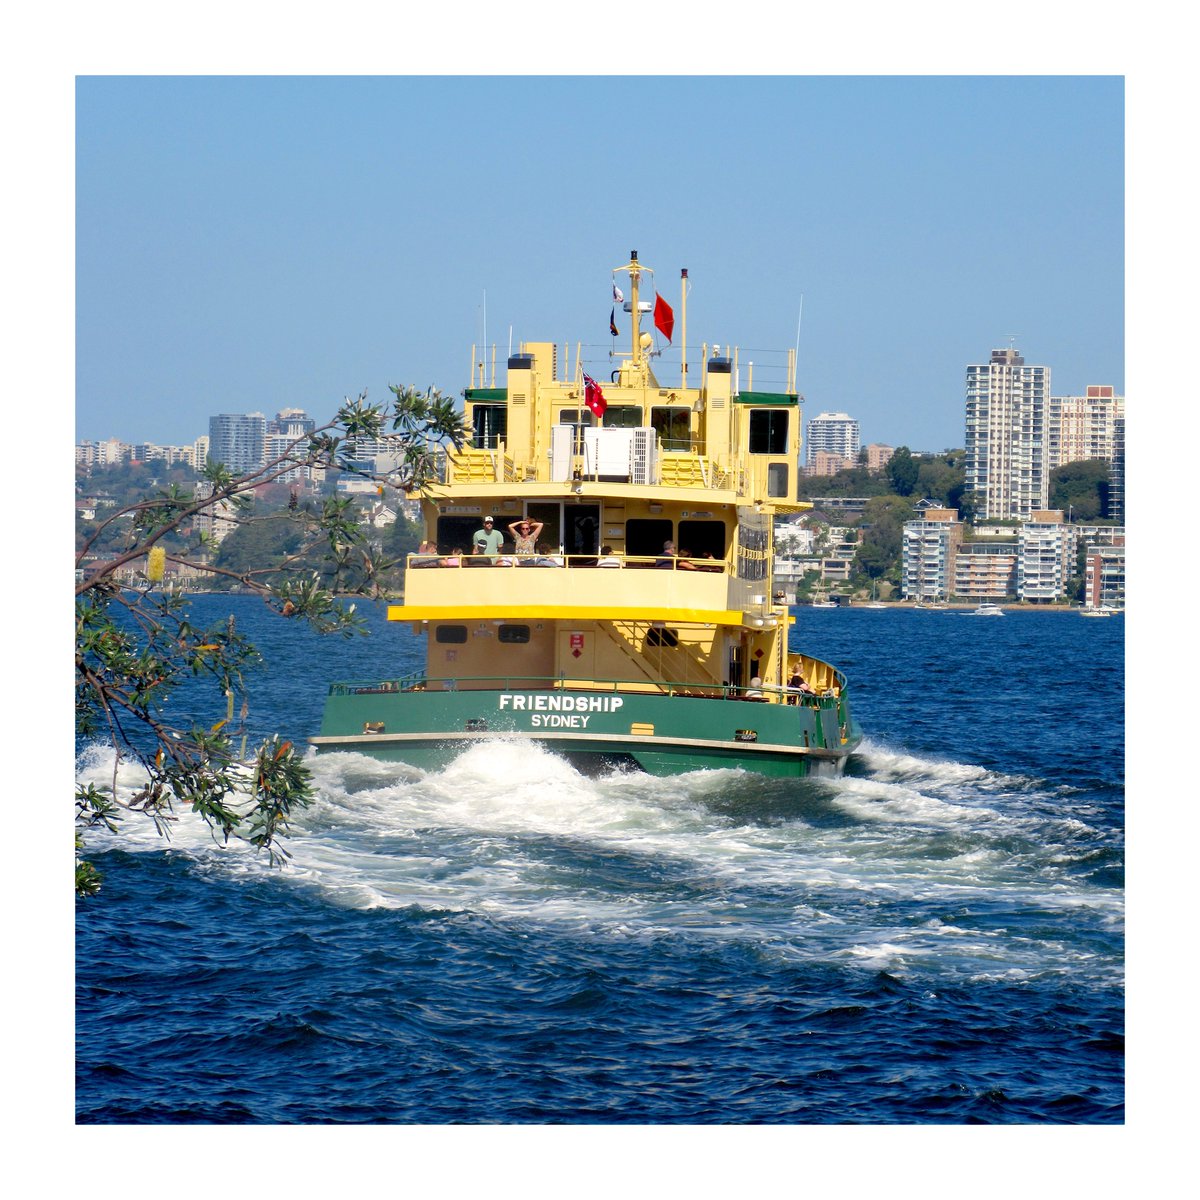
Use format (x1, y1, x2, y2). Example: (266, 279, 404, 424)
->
(583, 372, 607, 418)
(654, 293, 675, 343)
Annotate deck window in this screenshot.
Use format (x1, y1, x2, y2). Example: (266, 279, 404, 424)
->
(625, 518, 674, 561)
(497, 624, 531, 644)
(767, 462, 789, 498)
(749, 409, 788, 455)
(678, 519, 726, 560)
(471, 404, 507, 449)
(603, 405, 643, 429)
(435, 624, 468, 644)
(651, 406, 691, 451)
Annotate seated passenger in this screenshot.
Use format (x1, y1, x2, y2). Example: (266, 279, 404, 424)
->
(697, 552, 722, 572)
(410, 540, 441, 567)
(597, 545, 622, 568)
(534, 541, 564, 567)
(655, 540, 679, 568)
(440, 547, 464, 568)
(676, 549, 699, 571)
(787, 668, 817, 704)
(744, 675, 766, 700)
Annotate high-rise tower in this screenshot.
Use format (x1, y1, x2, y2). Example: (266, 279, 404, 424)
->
(964, 348, 1050, 520)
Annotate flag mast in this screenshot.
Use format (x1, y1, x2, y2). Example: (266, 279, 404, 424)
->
(680, 268, 688, 389)
(628, 250, 642, 370)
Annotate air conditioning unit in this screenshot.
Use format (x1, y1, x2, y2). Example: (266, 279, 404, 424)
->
(630, 427, 657, 485)
(583, 427, 634, 480)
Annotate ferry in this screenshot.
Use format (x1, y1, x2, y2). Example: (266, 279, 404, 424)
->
(312, 252, 862, 778)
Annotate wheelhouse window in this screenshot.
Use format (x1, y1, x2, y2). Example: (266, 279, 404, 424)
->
(435, 625, 468, 644)
(651, 406, 691, 451)
(600, 405, 643, 429)
(558, 408, 594, 453)
(749, 409, 788, 455)
(472, 404, 507, 449)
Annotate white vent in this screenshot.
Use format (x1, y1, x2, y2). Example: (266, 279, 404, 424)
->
(550, 424, 575, 482)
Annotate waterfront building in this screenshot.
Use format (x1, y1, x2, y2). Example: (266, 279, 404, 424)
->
(901, 507, 963, 601)
(965, 347, 1050, 521)
(805, 412, 860, 467)
(1084, 544, 1125, 609)
(1017, 511, 1074, 603)
(952, 541, 1018, 600)
(208, 413, 267, 474)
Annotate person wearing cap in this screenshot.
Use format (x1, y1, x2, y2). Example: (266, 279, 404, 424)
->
(472, 516, 504, 560)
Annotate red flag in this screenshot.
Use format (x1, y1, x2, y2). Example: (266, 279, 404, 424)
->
(654, 293, 675, 343)
(583, 372, 607, 418)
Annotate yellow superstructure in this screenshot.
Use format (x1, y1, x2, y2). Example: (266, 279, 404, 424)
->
(402, 251, 812, 702)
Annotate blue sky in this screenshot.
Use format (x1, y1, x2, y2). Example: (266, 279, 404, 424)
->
(76, 75, 1123, 453)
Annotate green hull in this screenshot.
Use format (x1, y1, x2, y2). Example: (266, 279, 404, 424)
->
(313, 686, 861, 778)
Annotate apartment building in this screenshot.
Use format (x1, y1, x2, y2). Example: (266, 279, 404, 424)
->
(208, 412, 267, 474)
(965, 347, 1050, 520)
(1084, 544, 1126, 609)
(1046, 386, 1124, 471)
(1017, 511, 1074, 603)
(805, 412, 860, 466)
(901, 508, 963, 601)
(952, 541, 1018, 600)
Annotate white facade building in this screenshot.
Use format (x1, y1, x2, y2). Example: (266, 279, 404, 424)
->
(965, 348, 1051, 521)
(805, 412, 860, 467)
(209, 412, 267, 474)
(901, 509, 963, 601)
(1016, 514, 1074, 603)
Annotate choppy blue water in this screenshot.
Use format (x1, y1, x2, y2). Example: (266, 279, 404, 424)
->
(76, 598, 1124, 1123)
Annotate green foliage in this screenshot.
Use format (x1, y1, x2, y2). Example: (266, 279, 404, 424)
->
(886, 447, 919, 497)
(853, 494, 913, 581)
(75, 385, 465, 896)
(1050, 459, 1110, 522)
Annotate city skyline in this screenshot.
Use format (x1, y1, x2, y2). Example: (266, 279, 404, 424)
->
(76, 76, 1123, 454)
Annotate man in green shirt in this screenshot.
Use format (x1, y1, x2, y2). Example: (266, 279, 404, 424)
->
(472, 516, 504, 559)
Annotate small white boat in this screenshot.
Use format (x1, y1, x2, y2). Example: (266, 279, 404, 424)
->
(1079, 606, 1113, 618)
(811, 600, 837, 609)
(964, 603, 1005, 617)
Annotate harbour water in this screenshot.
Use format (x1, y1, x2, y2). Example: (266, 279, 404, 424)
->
(75, 597, 1124, 1124)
